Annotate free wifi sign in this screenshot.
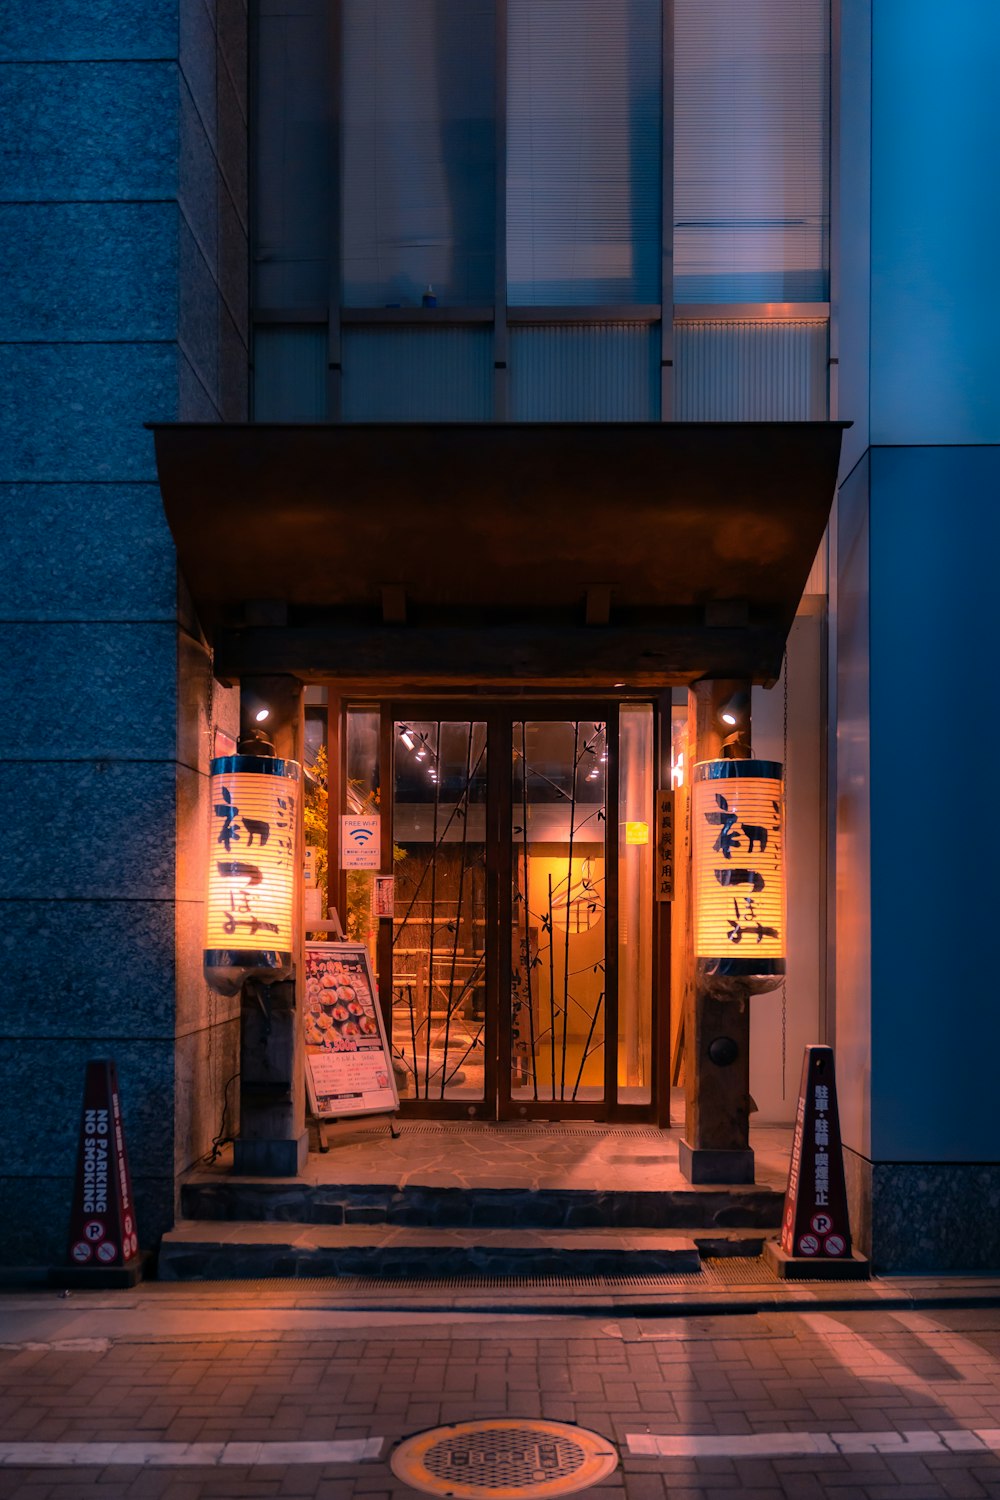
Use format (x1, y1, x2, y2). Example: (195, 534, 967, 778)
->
(341, 815, 381, 869)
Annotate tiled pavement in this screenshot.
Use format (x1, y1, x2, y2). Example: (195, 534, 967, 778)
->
(6, 1294, 1000, 1497)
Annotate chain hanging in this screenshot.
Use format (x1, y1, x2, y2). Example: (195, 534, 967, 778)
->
(781, 649, 788, 1100)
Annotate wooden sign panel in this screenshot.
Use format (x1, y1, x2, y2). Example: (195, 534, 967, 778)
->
(67, 1059, 140, 1269)
(304, 941, 399, 1118)
(655, 789, 675, 901)
(780, 1045, 852, 1259)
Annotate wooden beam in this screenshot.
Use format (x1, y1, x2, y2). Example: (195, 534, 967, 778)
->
(214, 624, 787, 687)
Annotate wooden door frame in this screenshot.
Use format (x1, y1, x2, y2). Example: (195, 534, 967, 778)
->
(339, 697, 666, 1123)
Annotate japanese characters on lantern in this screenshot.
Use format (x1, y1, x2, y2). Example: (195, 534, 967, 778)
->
(204, 755, 301, 995)
(692, 759, 785, 990)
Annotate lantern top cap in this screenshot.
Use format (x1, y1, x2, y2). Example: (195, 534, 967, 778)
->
(693, 758, 782, 781)
(209, 754, 301, 778)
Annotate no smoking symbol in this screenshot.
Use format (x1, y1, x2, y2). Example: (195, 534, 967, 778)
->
(798, 1234, 819, 1255)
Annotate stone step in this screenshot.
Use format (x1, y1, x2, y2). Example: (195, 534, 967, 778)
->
(180, 1178, 784, 1232)
(157, 1221, 720, 1281)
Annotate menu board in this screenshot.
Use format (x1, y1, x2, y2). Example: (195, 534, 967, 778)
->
(303, 941, 399, 1118)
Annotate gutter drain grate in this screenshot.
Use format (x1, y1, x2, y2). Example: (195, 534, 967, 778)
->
(391, 1419, 618, 1498)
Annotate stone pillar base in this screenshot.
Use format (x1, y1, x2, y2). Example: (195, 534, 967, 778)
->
(679, 1139, 755, 1185)
(233, 1131, 308, 1177)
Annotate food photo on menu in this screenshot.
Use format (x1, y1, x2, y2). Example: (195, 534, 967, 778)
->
(304, 950, 381, 1052)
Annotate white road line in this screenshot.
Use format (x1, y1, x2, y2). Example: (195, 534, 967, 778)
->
(0, 1438, 383, 1467)
(627, 1428, 1000, 1459)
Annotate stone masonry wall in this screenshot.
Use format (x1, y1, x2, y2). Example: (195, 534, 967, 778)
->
(0, 1, 246, 1266)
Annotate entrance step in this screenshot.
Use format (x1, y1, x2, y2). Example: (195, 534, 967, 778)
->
(157, 1222, 713, 1281)
(179, 1178, 784, 1232)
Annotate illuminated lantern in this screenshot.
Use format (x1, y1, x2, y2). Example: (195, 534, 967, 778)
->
(204, 754, 301, 996)
(692, 759, 785, 996)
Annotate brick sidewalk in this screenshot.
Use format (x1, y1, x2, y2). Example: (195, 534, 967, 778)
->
(4, 1302, 1000, 1497)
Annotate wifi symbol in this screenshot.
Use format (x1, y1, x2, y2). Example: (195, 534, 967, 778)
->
(350, 827, 374, 845)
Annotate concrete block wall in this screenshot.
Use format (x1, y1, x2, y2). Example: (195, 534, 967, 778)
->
(0, 2, 246, 1266)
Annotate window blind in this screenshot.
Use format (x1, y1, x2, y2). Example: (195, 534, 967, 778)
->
(674, 0, 829, 303)
(253, 0, 330, 310)
(507, 0, 661, 306)
(341, 0, 495, 308)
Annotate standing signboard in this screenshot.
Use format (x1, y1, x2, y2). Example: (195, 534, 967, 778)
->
(55, 1058, 143, 1287)
(765, 1044, 869, 1279)
(304, 940, 399, 1118)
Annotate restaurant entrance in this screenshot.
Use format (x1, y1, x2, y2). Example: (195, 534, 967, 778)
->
(338, 702, 663, 1122)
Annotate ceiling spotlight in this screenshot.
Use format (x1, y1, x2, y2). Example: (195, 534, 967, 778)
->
(718, 689, 749, 730)
(416, 750, 426, 760)
(254, 707, 270, 724)
(399, 727, 415, 750)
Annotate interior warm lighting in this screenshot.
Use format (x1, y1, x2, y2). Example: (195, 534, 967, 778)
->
(204, 754, 301, 996)
(400, 727, 416, 750)
(670, 750, 685, 790)
(692, 759, 785, 991)
(720, 711, 737, 726)
(254, 707, 270, 723)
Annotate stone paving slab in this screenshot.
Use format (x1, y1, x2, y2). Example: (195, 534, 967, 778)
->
(6, 1296, 1000, 1496)
(183, 1118, 792, 1197)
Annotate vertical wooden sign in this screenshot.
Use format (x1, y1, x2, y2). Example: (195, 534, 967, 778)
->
(766, 1045, 868, 1278)
(66, 1059, 140, 1272)
(655, 789, 675, 901)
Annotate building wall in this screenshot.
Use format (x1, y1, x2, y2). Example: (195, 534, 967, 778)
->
(0, 2, 244, 1267)
(834, 0, 1000, 1268)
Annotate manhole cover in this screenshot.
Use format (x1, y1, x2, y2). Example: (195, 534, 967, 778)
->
(391, 1418, 618, 1497)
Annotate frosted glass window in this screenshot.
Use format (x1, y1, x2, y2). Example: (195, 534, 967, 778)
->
(253, 326, 327, 420)
(507, 0, 661, 305)
(510, 325, 658, 421)
(674, 0, 829, 302)
(342, 327, 493, 420)
(341, 0, 495, 308)
(673, 320, 828, 419)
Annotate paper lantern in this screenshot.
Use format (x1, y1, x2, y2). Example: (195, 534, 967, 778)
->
(692, 758, 785, 996)
(204, 754, 301, 996)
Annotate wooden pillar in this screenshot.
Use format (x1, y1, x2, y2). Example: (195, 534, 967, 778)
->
(233, 674, 308, 1177)
(679, 678, 755, 1184)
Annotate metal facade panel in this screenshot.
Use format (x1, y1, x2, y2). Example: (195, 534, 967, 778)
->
(341, 0, 496, 308)
(674, 0, 829, 303)
(506, 0, 661, 305)
(510, 324, 658, 421)
(342, 327, 493, 420)
(253, 326, 328, 420)
(673, 320, 829, 420)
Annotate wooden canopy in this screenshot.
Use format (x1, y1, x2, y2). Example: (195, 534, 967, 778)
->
(150, 421, 847, 687)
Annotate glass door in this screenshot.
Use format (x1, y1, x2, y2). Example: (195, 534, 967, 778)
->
(503, 716, 613, 1117)
(384, 704, 657, 1120)
(389, 717, 492, 1111)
